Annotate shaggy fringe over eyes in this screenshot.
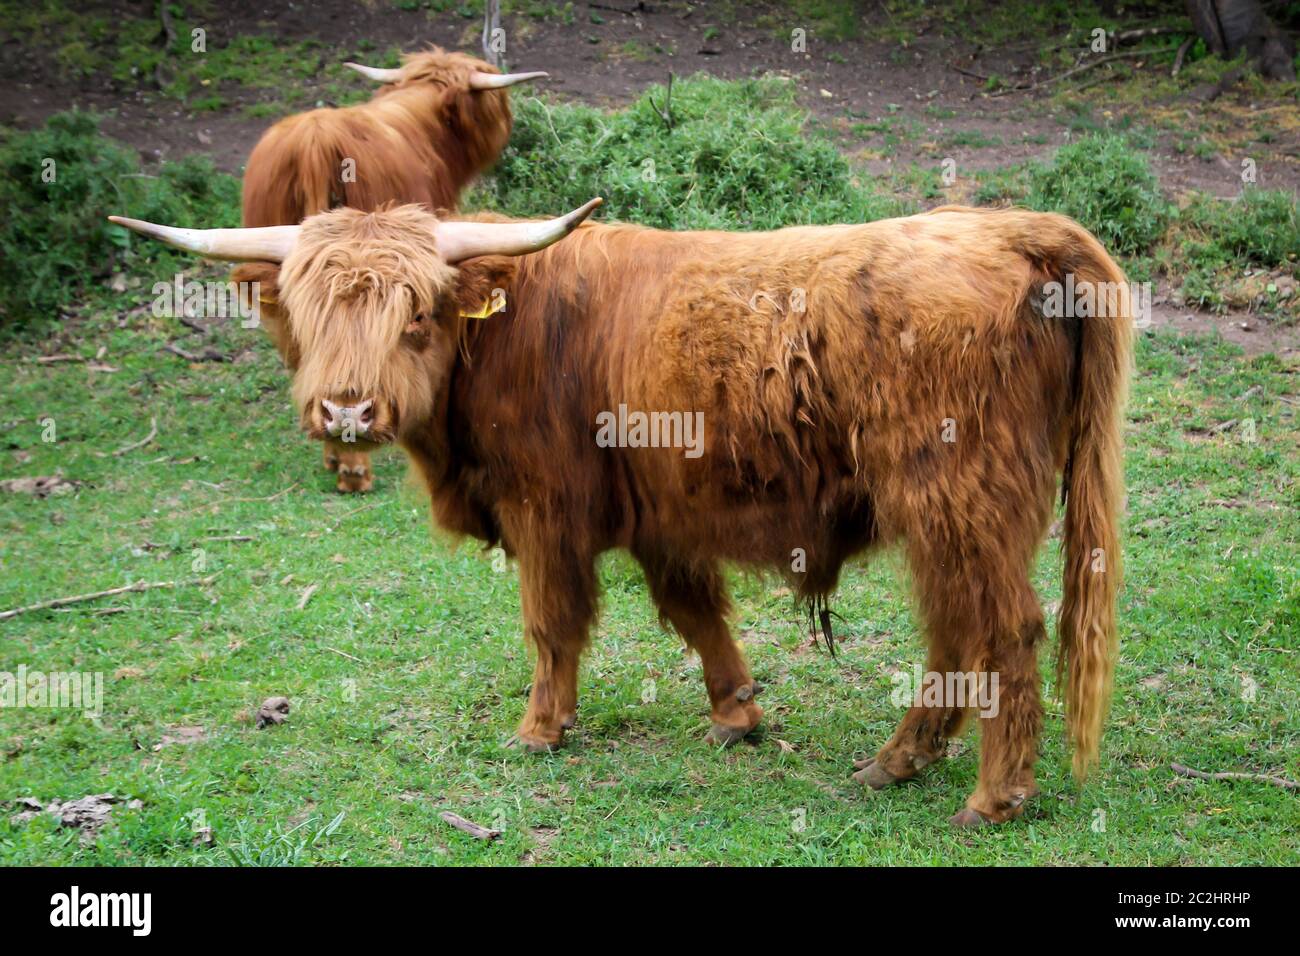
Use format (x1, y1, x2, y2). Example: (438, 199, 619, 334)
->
(279, 205, 457, 399)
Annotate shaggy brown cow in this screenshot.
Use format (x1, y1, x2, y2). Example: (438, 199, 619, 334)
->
(110, 202, 1131, 827)
(243, 46, 543, 493)
(242, 47, 542, 228)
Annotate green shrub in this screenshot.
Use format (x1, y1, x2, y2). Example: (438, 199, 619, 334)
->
(477, 74, 910, 230)
(1171, 188, 1298, 312)
(1178, 189, 1299, 272)
(0, 111, 240, 331)
(1024, 132, 1168, 256)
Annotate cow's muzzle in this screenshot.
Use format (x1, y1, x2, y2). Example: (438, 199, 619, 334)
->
(320, 398, 375, 440)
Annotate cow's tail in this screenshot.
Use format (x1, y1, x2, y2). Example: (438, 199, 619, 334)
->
(1037, 215, 1132, 779)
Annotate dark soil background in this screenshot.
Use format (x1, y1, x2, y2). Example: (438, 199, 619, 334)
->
(3, 0, 1297, 351)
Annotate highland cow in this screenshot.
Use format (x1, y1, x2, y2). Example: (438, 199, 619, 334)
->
(110, 202, 1131, 826)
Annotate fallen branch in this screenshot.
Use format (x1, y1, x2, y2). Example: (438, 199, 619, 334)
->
(97, 416, 157, 458)
(178, 316, 214, 337)
(1171, 762, 1299, 792)
(991, 48, 1174, 97)
(29, 354, 85, 364)
(439, 811, 500, 840)
(199, 534, 253, 543)
(950, 63, 994, 82)
(587, 1, 645, 16)
(165, 342, 230, 363)
(1115, 26, 1182, 42)
(0, 573, 218, 622)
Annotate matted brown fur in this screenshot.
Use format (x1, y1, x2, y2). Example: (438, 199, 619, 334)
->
(243, 203, 1132, 825)
(240, 47, 514, 493)
(241, 47, 513, 228)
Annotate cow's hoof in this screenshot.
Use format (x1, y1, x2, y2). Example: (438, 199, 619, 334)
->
(851, 758, 900, 790)
(506, 732, 560, 754)
(949, 807, 993, 828)
(706, 721, 754, 747)
(705, 692, 762, 747)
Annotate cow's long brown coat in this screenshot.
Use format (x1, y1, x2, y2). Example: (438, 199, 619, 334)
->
(241, 48, 513, 230)
(236, 203, 1131, 825)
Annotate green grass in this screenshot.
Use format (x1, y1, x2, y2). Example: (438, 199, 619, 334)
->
(0, 72, 1297, 865)
(966, 132, 1298, 315)
(1024, 132, 1169, 257)
(1170, 190, 1300, 314)
(0, 0, 353, 111)
(0, 281, 1296, 866)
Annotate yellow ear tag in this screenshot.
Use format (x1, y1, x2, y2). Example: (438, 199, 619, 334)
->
(461, 298, 505, 320)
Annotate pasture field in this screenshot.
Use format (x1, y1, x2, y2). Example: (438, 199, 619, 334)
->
(0, 302, 1296, 865)
(0, 1, 1297, 866)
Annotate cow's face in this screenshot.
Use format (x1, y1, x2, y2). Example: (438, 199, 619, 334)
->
(276, 206, 498, 448)
(347, 48, 545, 182)
(279, 208, 450, 447)
(108, 198, 600, 449)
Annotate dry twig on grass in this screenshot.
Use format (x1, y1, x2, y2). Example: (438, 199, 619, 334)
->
(439, 811, 500, 840)
(165, 342, 230, 363)
(0, 573, 219, 622)
(96, 416, 157, 458)
(1171, 762, 1299, 792)
(296, 584, 320, 610)
(991, 47, 1176, 97)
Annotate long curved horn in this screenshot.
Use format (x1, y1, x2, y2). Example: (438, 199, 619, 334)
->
(468, 70, 548, 90)
(106, 217, 299, 262)
(343, 61, 403, 83)
(432, 198, 602, 264)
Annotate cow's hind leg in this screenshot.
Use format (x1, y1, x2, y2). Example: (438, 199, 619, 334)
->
(948, 608, 1045, 826)
(509, 541, 596, 752)
(636, 552, 762, 745)
(859, 527, 1047, 825)
(916, 545, 1045, 824)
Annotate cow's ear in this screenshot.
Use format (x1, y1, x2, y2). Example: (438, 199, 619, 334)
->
(231, 262, 281, 308)
(449, 255, 518, 320)
(231, 262, 300, 368)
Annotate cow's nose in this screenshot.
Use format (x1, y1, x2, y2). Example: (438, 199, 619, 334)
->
(321, 398, 374, 439)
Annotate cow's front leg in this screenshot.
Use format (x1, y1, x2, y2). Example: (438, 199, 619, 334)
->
(507, 538, 596, 753)
(636, 551, 763, 746)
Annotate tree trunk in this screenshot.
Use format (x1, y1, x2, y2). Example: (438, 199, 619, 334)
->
(1183, 0, 1295, 80)
(482, 0, 504, 71)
